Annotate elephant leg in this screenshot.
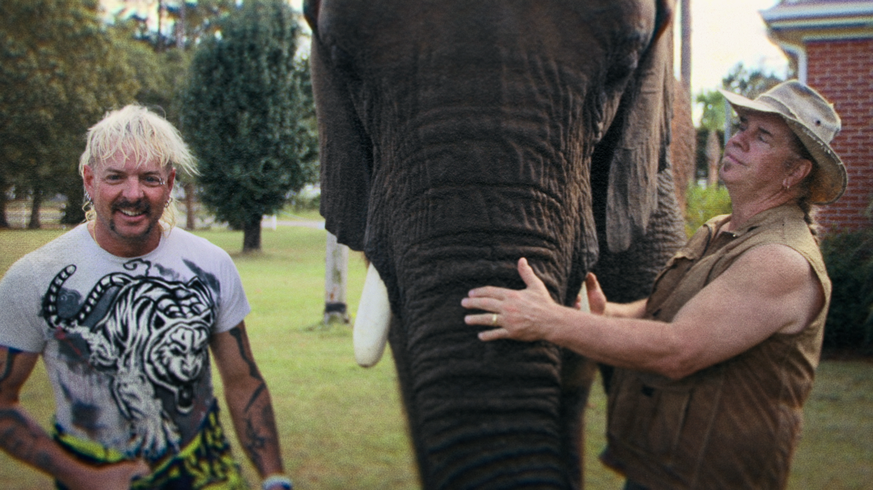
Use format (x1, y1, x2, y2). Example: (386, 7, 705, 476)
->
(560, 352, 598, 490)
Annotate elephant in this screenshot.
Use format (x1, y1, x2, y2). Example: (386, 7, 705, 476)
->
(303, 1, 688, 488)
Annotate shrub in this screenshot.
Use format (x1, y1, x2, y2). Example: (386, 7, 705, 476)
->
(684, 184, 732, 237)
(288, 186, 321, 212)
(819, 227, 873, 353)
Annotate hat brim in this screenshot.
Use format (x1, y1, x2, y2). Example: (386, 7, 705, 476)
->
(720, 90, 847, 204)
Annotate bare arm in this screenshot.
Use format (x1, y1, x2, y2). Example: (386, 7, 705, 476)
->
(463, 250, 824, 379)
(0, 347, 149, 490)
(210, 322, 285, 481)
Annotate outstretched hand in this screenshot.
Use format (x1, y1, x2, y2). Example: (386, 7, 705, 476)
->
(461, 258, 561, 342)
(105, 459, 151, 490)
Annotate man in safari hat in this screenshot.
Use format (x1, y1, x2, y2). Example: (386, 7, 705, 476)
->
(461, 79, 847, 489)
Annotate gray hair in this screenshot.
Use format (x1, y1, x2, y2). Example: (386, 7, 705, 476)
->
(785, 133, 820, 238)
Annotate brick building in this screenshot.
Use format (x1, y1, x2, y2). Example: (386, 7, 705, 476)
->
(762, 0, 873, 233)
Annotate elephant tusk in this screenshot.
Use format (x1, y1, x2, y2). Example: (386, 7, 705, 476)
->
(353, 263, 392, 367)
(577, 282, 590, 313)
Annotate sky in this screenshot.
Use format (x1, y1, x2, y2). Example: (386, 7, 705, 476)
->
(681, 0, 789, 96)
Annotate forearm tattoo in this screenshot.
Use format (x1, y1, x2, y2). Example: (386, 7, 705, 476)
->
(0, 409, 53, 472)
(229, 328, 264, 382)
(0, 351, 57, 474)
(244, 406, 269, 471)
(0, 350, 15, 384)
(228, 328, 279, 474)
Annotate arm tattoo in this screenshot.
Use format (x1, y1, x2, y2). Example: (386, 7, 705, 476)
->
(245, 383, 266, 412)
(0, 409, 58, 474)
(229, 327, 264, 381)
(244, 403, 280, 474)
(226, 328, 279, 473)
(244, 415, 267, 471)
(229, 327, 269, 417)
(0, 348, 21, 386)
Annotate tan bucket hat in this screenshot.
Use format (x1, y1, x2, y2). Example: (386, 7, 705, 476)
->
(719, 80, 847, 204)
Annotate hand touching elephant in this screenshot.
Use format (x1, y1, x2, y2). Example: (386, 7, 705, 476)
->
(304, 1, 686, 488)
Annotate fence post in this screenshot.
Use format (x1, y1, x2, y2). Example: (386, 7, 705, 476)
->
(324, 232, 350, 325)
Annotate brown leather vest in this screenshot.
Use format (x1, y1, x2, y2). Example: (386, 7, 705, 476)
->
(601, 204, 831, 490)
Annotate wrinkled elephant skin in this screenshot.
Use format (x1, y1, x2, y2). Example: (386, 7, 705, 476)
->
(305, 1, 685, 488)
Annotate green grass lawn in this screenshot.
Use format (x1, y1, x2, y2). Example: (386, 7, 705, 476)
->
(0, 226, 871, 489)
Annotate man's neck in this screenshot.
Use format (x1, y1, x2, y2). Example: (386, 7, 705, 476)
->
(88, 221, 162, 258)
(724, 191, 795, 233)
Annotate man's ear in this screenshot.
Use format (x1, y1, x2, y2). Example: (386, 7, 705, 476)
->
(166, 168, 177, 193)
(788, 158, 813, 188)
(83, 165, 95, 197)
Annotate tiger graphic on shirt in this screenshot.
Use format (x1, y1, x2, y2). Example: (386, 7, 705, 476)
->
(42, 262, 215, 459)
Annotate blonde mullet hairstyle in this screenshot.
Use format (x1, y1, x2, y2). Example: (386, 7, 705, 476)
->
(79, 105, 199, 232)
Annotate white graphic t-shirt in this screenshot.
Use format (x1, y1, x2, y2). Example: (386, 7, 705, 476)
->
(0, 224, 250, 461)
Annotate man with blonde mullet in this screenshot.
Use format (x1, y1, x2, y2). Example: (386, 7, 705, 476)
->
(0, 105, 293, 490)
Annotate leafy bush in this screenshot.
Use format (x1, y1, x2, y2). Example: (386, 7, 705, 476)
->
(288, 185, 321, 212)
(819, 227, 873, 353)
(684, 184, 732, 237)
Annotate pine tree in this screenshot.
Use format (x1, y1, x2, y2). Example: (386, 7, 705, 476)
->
(0, 0, 138, 226)
(181, 0, 317, 252)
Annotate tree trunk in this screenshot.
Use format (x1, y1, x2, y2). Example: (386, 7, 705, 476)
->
(27, 190, 42, 229)
(184, 182, 196, 230)
(156, 1, 165, 52)
(680, 0, 692, 97)
(706, 129, 721, 188)
(671, 82, 696, 213)
(176, 0, 186, 49)
(0, 188, 9, 229)
(242, 215, 262, 253)
(62, 184, 86, 225)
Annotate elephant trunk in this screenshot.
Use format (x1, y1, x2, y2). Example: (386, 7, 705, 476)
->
(378, 180, 597, 489)
(360, 56, 601, 486)
(389, 270, 571, 489)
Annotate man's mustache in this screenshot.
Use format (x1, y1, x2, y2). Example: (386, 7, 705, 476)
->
(112, 200, 150, 214)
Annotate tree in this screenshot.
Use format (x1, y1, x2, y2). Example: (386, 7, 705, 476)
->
(109, 2, 249, 233)
(111, 21, 201, 229)
(181, 0, 317, 252)
(680, 0, 691, 98)
(696, 89, 726, 135)
(110, 1, 244, 232)
(696, 62, 788, 133)
(112, 0, 237, 51)
(720, 62, 787, 100)
(0, 0, 139, 227)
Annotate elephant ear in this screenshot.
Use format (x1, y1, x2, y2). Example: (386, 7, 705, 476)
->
(604, 1, 675, 254)
(307, 0, 372, 251)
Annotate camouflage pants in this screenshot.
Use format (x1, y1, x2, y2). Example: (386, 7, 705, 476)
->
(54, 402, 248, 490)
